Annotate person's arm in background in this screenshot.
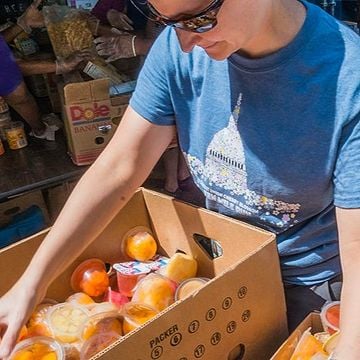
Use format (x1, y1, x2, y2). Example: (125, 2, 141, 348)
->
(2, 0, 44, 43)
(0, 107, 176, 358)
(17, 50, 93, 76)
(332, 207, 360, 360)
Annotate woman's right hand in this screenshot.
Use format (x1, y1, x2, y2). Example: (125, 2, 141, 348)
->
(0, 282, 44, 359)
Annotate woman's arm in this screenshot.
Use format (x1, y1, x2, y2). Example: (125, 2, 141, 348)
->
(332, 207, 360, 359)
(0, 106, 176, 358)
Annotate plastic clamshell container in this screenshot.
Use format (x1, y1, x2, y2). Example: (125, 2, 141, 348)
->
(70, 258, 109, 298)
(82, 311, 123, 341)
(10, 336, 65, 360)
(175, 277, 210, 301)
(80, 331, 121, 360)
(320, 301, 340, 335)
(122, 302, 159, 334)
(46, 303, 90, 343)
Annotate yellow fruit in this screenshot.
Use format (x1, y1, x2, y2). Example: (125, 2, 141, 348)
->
(47, 303, 89, 343)
(40, 353, 57, 360)
(12, 350, 34, 360)
(11, 342, 58, 360)
(161, 253, 197, 283)
(322, 331, 340, 355)
(124, 231, 157, 261)
(290, 330, 327, 360)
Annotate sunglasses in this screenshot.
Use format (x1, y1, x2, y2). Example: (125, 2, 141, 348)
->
(129, 0, 224, 33)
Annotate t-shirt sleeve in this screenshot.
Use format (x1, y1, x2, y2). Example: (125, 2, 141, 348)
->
(130, 29, 176, 126)
(0, 36, 22, 97)
(333, 114, 360, 208)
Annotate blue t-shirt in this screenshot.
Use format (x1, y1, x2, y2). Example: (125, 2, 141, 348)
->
(130, 1, 360, 285)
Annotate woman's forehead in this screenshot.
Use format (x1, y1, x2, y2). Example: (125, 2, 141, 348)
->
(148, 0, 214, 18)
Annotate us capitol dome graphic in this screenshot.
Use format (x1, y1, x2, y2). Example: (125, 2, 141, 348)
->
(186, 93, 301, 229)
(205, 94, 248, 195)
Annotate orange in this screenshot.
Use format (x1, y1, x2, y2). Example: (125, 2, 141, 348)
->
(79, 270, 109, 297)
(124, 231, 157, 261)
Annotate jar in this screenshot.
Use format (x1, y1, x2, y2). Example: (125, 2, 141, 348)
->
(0, 97, 9, 113)
(5, 121, 28, 150)
(0, 111, 12, 141)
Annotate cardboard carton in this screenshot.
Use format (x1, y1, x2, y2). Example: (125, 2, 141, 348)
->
(60, 78, 117, 166)
(270, 313, 323, 360)
(111, 93, 131, 125)
(0, 190, 49, 227)
(0, 188, 288, 359)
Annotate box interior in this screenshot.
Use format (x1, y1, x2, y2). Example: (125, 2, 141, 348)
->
(0, 188, 287, 360)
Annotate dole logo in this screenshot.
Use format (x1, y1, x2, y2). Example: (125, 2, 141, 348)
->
(70, 102, 111, 121)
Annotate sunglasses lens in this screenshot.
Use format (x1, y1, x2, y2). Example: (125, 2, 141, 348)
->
(147, 0, 222, 33)
(174, 19, 217, 33)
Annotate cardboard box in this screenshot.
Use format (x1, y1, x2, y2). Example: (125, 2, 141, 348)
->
(111, 93, 131, 125)
(270, 313, 323, 360)
(0, 188, 288, 360)
(0, 190, 49, 227)
(61, 78, 117, 166)
(43, 180, 78, 223)
(44, 73, 62, 114)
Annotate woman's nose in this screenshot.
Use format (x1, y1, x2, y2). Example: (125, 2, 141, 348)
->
(175, 29, 202, 52)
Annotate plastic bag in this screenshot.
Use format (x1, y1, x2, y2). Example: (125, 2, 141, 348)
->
(43, 5, 94, 60)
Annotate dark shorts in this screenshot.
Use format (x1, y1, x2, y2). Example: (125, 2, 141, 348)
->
(0, 35, 22, 97)
(284, 274, 342, 332)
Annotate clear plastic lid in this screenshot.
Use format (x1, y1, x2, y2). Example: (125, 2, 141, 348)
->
(122, 302, 159, 334)
(4, 121, 25, 132)
(81, 311, 123, 342)
(46, 303, 90, 343)
(70, 258, 109, 298)
(80, 331, 121, 360)
(131, 273, 177, 312)
(320, 301, 340, 334)
(175, 277, 210, 301)
(121, 226, 158, 262)
(10, 336, 65, 360)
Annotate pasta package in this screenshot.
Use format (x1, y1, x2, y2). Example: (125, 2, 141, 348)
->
(43, 5, 94, 59)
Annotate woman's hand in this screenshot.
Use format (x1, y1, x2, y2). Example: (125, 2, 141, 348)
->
(17, 0, 45, 33)
(0, 282, 45, 359)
